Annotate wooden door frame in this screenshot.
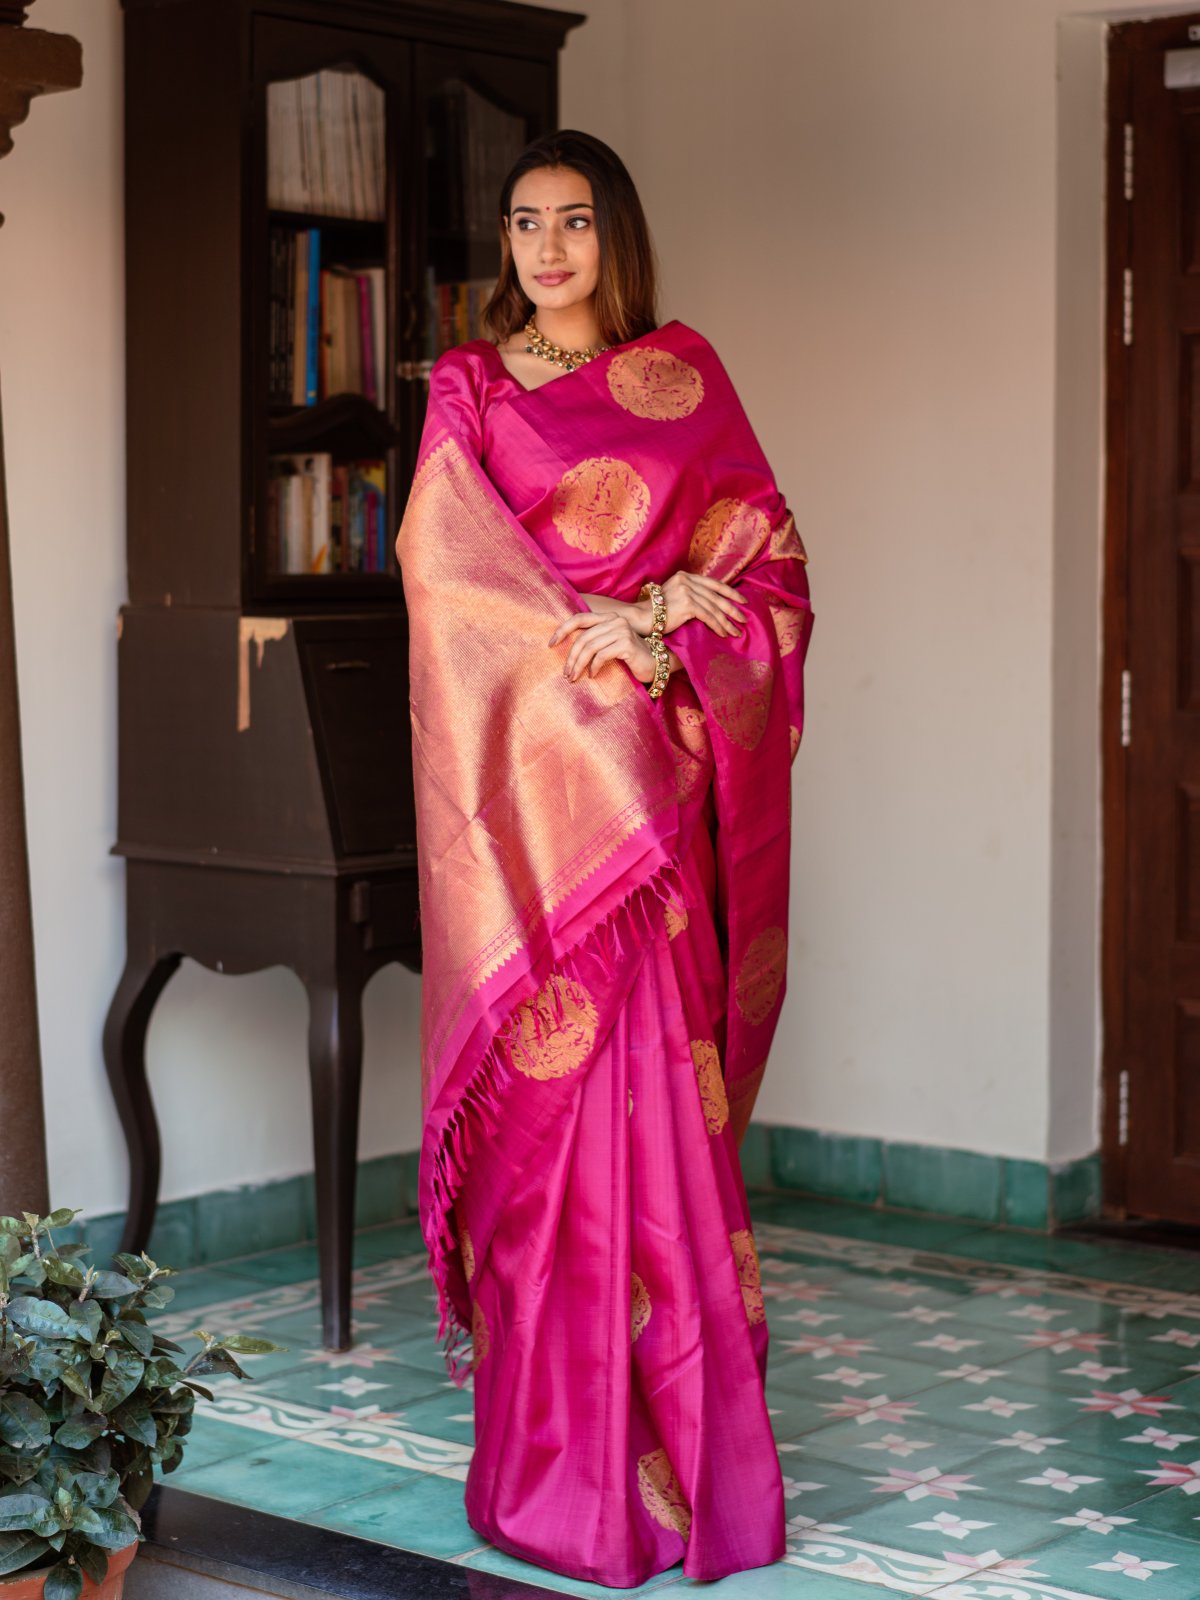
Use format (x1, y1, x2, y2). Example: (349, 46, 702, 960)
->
(1100, 21, 1134, 1218)
(1100, 13, 1200, 1218)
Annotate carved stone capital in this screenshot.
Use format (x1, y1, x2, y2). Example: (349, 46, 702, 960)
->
(0, 21, 83, 166)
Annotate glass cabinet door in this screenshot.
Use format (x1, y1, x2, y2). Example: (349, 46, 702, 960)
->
(251, 18, 410, 602)
(403, 49, 549, 478)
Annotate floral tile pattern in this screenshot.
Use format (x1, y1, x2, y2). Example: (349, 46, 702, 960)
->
(148, 1192, 1200, 1599)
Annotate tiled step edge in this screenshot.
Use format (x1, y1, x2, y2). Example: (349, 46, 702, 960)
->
(74, 1126, 1101, 1275)
(739, 1123, 1101, 1231)
(76, 1150, 420, 1272)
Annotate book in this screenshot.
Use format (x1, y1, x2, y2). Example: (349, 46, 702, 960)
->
(267, 451, 333, 573)
(267, 67, 386, 220)
(305, 228, 320, 405)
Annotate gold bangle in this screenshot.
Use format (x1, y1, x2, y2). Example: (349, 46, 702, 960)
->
(646, 628, 670, 700)
(638, 580, 667, 635)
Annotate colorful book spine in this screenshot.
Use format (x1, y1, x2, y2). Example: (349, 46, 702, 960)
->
(305, 228, 320, 405)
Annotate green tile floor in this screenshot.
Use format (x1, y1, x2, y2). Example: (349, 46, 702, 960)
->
(147, 1191, 1200, 1598)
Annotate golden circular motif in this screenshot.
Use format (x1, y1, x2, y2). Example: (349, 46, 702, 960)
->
(606, 347, 704, 420)
(735, 926, 787, 1025)
(690, 1039, 729, 1136)
(471, 1301, 490, 1369)
(664, 899, 689, 941)
(705, 656, 773, 750)
(730, 1228, 765, 1325)
(551, 457, 651, 555)
(769, 601, 805, 658)
(460, 1222, 476, 1283)
(789, 723, 801, 759)
(507, 973, 598, 1080)
(631, 1272, 652, 1342)
(688, 498, 771, 580)
(636, 1448, 692, 1537)
(669, 705, 711, 803)
(770, 512, 809, 564)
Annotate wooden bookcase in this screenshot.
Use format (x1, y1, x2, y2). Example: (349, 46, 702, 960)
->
(108, 0, 583, 1348)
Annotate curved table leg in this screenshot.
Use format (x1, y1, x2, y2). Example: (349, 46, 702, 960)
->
(102, 950, 182, 1256)
(306, 968, 365, 1351)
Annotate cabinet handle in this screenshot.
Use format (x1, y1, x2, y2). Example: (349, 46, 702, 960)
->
(324, 659, 371, 672)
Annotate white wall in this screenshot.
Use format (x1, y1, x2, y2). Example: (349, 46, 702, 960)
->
(615, 0, 1184, 1166)
(0, 0, 1180, 1215)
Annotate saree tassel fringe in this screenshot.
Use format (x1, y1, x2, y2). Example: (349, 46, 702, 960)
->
(423, 855, 684, 1385)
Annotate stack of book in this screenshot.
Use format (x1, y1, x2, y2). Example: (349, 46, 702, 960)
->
(267, 453, 389, 575)
(267, 68, 386, 221)
(269, 227, 386, 407)
(429, 78, 526, 237)
(426, 267, 497, 359)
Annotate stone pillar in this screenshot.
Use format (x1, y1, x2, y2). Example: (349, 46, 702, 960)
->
(0, 2, 82, 1216)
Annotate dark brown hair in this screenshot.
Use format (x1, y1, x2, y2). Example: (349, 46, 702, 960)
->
(482, 129, 659, 348)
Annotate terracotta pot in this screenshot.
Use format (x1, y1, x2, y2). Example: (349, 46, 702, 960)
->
(0, 1542, 138, 1599)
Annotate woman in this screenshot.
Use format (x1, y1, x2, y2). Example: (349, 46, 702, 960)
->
(395, 130, 813, 1588)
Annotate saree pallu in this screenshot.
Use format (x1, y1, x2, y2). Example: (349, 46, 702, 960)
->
(395, 319, 813, 1586)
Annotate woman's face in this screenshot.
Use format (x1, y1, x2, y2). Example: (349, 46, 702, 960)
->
(504, 166, 600, 316)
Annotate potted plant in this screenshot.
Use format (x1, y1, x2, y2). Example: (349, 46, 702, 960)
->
(0, 1208, 285, 1598)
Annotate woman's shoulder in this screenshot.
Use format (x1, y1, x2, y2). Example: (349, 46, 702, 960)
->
(427, 339, 506, 419)
(430, 338, 498, 380)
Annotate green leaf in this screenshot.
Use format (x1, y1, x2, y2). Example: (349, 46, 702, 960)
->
(76, 1543, 109, 1585)
(6, 1253, 34, 1278)
(181, 1379, 213, 1403)
(0, 1217, 24, 1235)
(43, 1558, 84, 1600)
(112, 1254, 148, 1280)
(0, 1492, 50, 1532)
(95, 1350, 143, 1412)
(72, 1472, 119, 1511)
(0, 1396, 51, 1452)
(215, 1335, 288, 1355)
(6, 1299, 82, 1340)
(57, 1366, 98, 1413)
(151, 1334, 183, 1353)
(67, 1301, 101, 1343)
(71, 1504, 139, 1551)
(148, 1389, 193, 1416)
(0, 1530, 50, 1575)
(42, 1211, 80, 1232)
(41, 1258, 84, 1290)
(25, 1347, 69, 1391)
(116, 1319, 154, 1358)
(110, 1402, 156, 1449)
(182, 1348, 249, 1380)
(88, 1273, 138, 1300)
(139, 1284, 174, 1310)
(52, 1415, 106, 1450)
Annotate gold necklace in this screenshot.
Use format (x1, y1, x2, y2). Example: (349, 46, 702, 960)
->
(523, 316, 609, 373)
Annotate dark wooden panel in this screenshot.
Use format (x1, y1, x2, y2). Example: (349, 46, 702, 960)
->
(1175, 1001, 1200, 1160)
(116, 605, 333, 864)
(125, 0, 247, 608)
(297, 625, 416, 854)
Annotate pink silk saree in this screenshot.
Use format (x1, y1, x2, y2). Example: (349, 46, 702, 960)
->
(395, 318, 813, 1587)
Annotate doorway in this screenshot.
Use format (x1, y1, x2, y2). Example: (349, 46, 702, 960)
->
(1104, 11, 1200, 1224)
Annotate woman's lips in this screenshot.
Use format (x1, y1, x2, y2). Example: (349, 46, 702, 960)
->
(535, 272, 573, 285)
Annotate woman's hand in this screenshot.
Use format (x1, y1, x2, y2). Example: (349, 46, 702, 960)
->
(656, 572, 747, 637)
(549, 611, 659, 685)
(580, 576, 746, 638)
